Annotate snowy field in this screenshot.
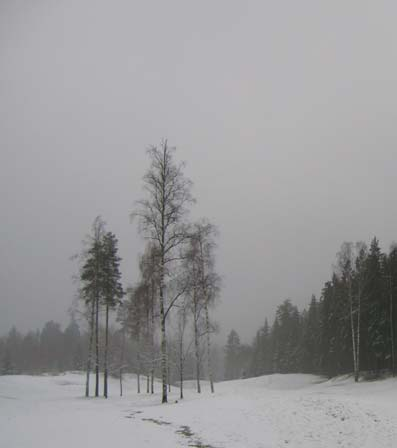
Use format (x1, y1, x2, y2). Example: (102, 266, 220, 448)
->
(1, 372, 397, 448)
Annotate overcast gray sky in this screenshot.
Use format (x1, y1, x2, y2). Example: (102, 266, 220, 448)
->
(1, 0, 397, 343)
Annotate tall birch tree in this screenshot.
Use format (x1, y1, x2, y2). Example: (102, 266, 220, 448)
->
(132, 141, 194, 403)
(193, 220, 220, 393)
(336, 241, 367, 382)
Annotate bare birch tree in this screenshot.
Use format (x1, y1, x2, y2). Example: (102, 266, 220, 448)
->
(132, 141, 194, 403)
(125, 285, 145, 393)
(139, 243, 160, 394)
(184, 233, 204, 393)
(353, 242, 368, 382)
(190, 251, 203, 393)
(175, 297, 189, 399)
(184, 220, 220, 393)
(193, 221, 220, 393)
(337, 241, 367, 383)
(337, 242, 359, 382)
(388, 274, 395, 376)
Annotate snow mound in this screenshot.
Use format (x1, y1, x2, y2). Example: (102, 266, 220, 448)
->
(217, 373, 325, 392)
(247, 373, 325, 390)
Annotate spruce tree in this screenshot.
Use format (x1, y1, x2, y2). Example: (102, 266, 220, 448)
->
(301, 295, 320, 373)
(224, 330, 241, 380)
(79, 217, 105, 397)
(102, 232, 124, 398)
(366, 237, 388, 372)
(387, 244, 397, 375)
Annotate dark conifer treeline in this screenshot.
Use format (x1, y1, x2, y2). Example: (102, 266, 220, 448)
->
(0, 318, 135, 376)
(0, 319, 84, 374)
(225, 237, 397, 380)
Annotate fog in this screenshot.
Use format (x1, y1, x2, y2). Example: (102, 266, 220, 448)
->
(1, 0, 397, 342)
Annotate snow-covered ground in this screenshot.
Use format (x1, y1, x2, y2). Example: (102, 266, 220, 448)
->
(1, 372, 397, 448)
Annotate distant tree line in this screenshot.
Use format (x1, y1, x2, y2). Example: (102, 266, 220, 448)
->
(0, 317, 146, 377)
(224, 237, 397, 381)
(0, 319, 84, 375)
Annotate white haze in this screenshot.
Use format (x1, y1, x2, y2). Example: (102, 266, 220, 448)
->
(1, 0, 397, 342)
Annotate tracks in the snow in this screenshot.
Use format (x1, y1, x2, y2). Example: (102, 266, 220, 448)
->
(125, 410, 217, 447)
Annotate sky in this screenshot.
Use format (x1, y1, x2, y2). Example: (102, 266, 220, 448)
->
(1, 0, 397, 343)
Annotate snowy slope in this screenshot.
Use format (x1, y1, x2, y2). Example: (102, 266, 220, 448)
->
(1, 372, 397, 448)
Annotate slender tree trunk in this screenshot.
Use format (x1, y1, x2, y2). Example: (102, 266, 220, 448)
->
(137, 371, 141, 393)
(357, 287, 361, 381)
(119, 366, 123, 397)
(85, 298, 96, 397)
(104, 304, 109, 398)
(119, 327, 125, 397)
(168, 363, 171, 392)
(137, 346, 141, 393)
(197, 229, 216, 393)
(94, 228, 101, 398)
(193, 293, 201, 394)
(205, 301, 214, 393)
(160, 314, 167, 402)
(389, 276, 395, 376)
(159, 259, 168, 403)
(146, 311, 150, 394)
(95, 293, 100, 397)
(179, 335, 184, 399)
(348, 278, 358, 382)
(150, 282, 155, 394)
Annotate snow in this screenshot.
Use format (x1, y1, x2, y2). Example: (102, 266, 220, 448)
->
(1, 372, 397, 447)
